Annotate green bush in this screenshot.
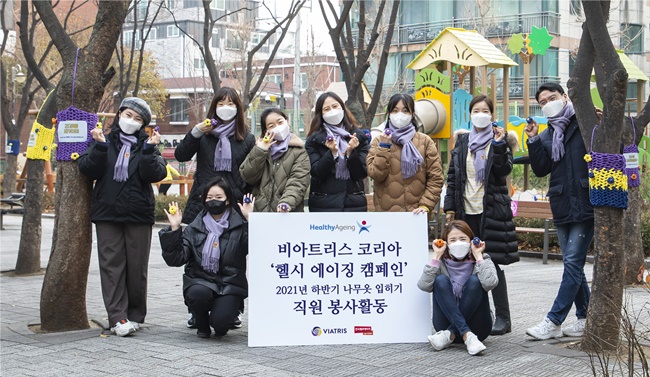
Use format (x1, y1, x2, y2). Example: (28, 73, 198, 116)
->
(155, 194, 188, 222)
(510, 164, 549, 192)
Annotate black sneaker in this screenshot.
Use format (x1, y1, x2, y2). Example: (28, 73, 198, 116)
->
(230, 312, 243, 329)
(187, 314, 196, 329)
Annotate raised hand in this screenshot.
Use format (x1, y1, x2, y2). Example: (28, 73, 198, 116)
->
(164, 201, 183, 231)
(238, 194, 255, 220)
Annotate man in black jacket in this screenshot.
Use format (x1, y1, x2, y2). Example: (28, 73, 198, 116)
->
(523, 83, 595, 340)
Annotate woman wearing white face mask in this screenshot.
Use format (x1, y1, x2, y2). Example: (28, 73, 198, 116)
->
(78, 97, 167, 336)
(367, 93, 444, 214)
(417, 220, 499, 356)
(240, 108, 310, 212)
(305, 92, 369, 212)
(175, 87, 255, 224)
(443, 95, 519, 336)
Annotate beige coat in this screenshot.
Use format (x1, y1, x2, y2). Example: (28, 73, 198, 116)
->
(239, 134, 310, 212)
(367, 132, 444, 212)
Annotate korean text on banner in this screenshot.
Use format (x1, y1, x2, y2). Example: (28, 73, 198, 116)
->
(248, 212, 432, 347)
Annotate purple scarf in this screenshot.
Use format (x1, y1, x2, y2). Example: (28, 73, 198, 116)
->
(445, 259, 475, 301)
(201, 207, 230, 273)
(547, 102, 575, 162)
(323, 124, 351, 180)
(209, 120, 236, 171)
(113, 133, 138, 182)
(270, 134, 291, 161)
(468, 126, 493, 184)
(389, 122, 423, 179)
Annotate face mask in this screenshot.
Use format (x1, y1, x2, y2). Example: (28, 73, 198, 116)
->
(471, 113, 492, 129)
(542, 99, 565, 118)
(216, 105, 238, 122)
(448, 241, 470, 260)
(322, 108, 344, 125)
(272, 123, 290, 141)
(119, 117, 142, 135)
(205, 199, 227, 215)
(389, 112, 412, 129)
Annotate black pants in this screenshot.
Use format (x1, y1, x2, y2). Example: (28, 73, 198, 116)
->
(185, 284, 241, 335)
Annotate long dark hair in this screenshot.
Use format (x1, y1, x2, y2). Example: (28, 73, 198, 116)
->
(307, 92, 358, 137)
(385, 93, 416, 129)
(441, 220, 475, 261)
(201, 177, 234, 208)
(260, 107, 289, 135)
(206, 87, 249, 141)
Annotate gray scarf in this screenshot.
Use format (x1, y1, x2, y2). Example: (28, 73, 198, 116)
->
(200, 208, 230, 273)
(113, 133, 137, 182)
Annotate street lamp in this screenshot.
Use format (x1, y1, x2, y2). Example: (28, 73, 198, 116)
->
(11, 66, 26, 124)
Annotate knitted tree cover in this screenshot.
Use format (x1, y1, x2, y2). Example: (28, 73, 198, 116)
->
(55, 106, 97, 161)
(624, 117, 641, 188)
(25, 121, 56, 161)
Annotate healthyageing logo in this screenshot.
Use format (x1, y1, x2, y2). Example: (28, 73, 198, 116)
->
(308, 220, 371, 234)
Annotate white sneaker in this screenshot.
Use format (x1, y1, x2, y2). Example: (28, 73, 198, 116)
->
(111, 319, 136, 337)
(130, 321, 141, 331)
(464, 332, 486, 355)
(427, 330, 453, 351)
(562, 318, 586, 337)
(526, 317, 563, 340)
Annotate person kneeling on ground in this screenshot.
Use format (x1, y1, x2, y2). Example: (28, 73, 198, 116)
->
(159, 177, 253, 338)
(417, 220, 499, 355)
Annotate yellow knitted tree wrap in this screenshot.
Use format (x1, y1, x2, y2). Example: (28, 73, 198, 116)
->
(25, 121, 55, 160)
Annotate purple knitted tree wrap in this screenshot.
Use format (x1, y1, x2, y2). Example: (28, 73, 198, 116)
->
(55, 106, 98, 161)
(623, 143, 641, 187)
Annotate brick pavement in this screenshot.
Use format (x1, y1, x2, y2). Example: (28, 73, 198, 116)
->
(1, 214, 648, 376)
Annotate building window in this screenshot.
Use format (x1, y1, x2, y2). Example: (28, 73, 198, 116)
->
(266, 74, 282, 84)
(194, 57, 206, 70)
(167, 25, 180, 38)
(621, 24, 644, 53)
(210, 0, 225, 10)
(136, 1, 148, 20)
(166, 0, 176, 10)
(149, 27, 157, 40)
(211, 27, 219, 48)
(300, 72, 308, 91)
(225, 29, 241, 49)
(170, 97, 189, 123)
(569, 0, 582, 16)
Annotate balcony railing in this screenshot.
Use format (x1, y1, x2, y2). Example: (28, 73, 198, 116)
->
(394, 12, 560, 47)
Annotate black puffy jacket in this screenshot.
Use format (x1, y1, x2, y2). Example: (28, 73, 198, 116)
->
(527, 115, 593, 225)
(175, 130, 255, 224)
(444, 131, 519, 265)
(78, 129, 167, 224)
(159, 208, 248, 297)
(305, 128, 369, 212)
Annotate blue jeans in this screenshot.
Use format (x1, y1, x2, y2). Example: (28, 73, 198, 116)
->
(432, 274, 492, 342)
(547, 219, 594, 325)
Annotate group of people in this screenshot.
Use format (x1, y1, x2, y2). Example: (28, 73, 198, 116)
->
(78, 82, 594, 357)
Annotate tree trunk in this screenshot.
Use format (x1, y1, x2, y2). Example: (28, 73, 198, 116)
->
(346, 95, 368, 128)
(34, 0, 129, 332)
(623, 187, 644, 285)
(583, 207, 626, 351)
(40, 164, 93, 331)
(15, 160, 44, 275)
(4, 154, 17, 196)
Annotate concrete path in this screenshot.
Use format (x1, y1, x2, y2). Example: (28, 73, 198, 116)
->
(1, 214, 647, 376)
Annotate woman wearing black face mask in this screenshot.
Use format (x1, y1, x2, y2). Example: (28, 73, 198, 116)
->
(159, 177, 254, 338)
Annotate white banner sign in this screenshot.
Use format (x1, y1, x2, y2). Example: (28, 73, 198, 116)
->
(248, 212, 432, 347)
(57, 120, 88, 142)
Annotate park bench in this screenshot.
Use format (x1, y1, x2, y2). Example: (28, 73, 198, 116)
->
(514, 200, 556, 264)
(0, 193, 26, 230)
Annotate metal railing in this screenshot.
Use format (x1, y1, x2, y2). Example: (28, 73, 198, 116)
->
(388, 12, 560, 47)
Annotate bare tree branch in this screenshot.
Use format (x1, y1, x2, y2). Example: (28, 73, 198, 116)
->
(32, 1, 77, 63)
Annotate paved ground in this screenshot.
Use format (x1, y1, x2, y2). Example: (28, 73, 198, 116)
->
(1, 214, 648, 376)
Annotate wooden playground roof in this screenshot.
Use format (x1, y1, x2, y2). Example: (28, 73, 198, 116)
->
(591, 50, 648, 82)
(407, 27, 518, 70)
